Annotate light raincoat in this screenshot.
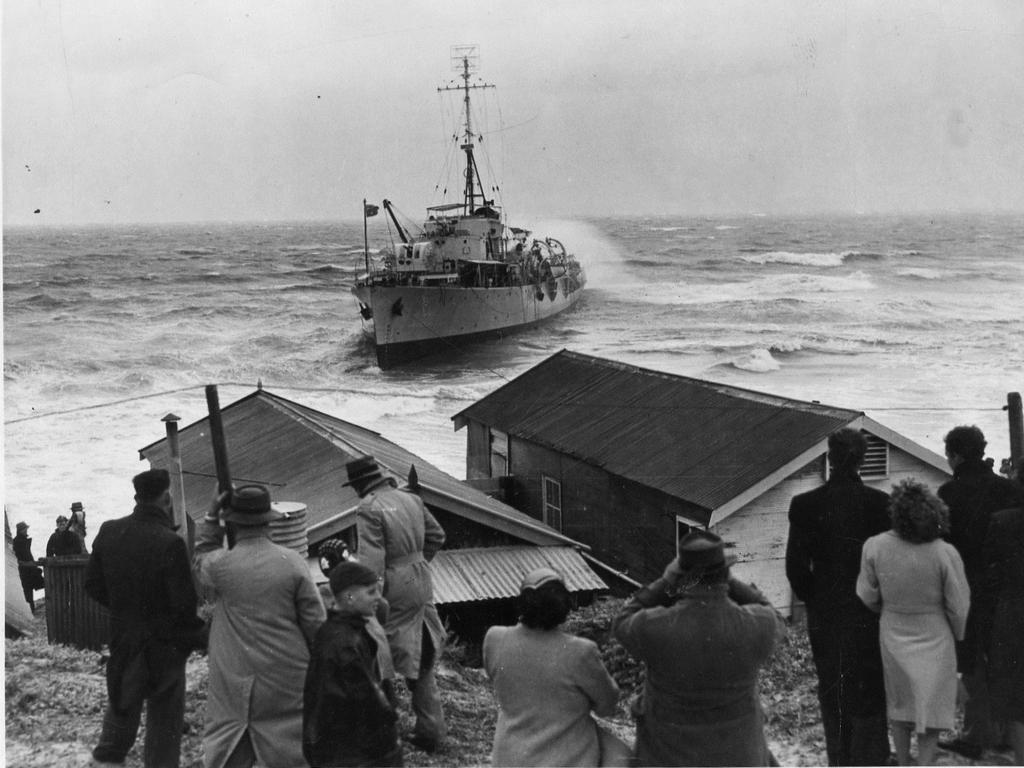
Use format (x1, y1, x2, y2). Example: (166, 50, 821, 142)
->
(355, 479, 445, 678)
(194, 521, 325, 768)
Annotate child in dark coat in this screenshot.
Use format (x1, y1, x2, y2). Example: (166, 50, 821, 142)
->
(303, 561, 402, 768)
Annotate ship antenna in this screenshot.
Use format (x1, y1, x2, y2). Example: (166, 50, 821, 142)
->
(439, 45, 494, 215)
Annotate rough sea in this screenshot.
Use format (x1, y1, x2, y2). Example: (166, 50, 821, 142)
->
(4, 213, 1022, 543)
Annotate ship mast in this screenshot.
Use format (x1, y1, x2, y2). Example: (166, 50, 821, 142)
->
(438, 45, 494, 215)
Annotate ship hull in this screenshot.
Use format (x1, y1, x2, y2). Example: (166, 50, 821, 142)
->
(353, 273, 584, 368)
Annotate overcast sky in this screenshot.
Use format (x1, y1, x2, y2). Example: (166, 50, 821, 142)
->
(3, 1, 1023, 226)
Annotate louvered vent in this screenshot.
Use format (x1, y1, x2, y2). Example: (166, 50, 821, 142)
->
(860, 432, 889, 477)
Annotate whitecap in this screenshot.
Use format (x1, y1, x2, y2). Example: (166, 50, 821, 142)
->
(896, 268, 945, 280)
(731, 348, 781, 372)
(742, 251, 846, 267)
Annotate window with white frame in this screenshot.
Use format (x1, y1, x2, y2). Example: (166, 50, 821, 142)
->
(542, 475, 562, 531)
(489, 429, 508, 477)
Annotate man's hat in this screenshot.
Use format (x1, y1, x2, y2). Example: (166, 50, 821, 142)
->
(16, 522, 28, 531)
(70, 501, 84, 512)
(519, 567, 564, 592)
(133, 469, 171, 500)
(676, 530, 735, 574)
(343, 455, 385, 487)
(221, 485, 279, 526)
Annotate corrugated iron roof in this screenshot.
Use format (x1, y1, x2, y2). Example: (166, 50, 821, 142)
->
(430, 546, 608, 604)
(139, 389, 579, 549)
(452, 350, 862, 513)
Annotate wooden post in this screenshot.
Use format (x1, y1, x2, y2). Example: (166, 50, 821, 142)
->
(204, 385, 233, 495)
(1007, 392, 1023, 478)
(205, 385, 234, 548)
(162, 413, 190, 550)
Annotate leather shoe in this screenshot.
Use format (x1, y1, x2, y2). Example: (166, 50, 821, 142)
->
(938, 738, 983, 759)
(404, 735, 439, 754)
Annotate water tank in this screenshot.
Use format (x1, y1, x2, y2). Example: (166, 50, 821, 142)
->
(268, 502, 309, 557)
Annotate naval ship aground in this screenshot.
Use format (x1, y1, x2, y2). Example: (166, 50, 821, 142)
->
(352, 46, 585, 369)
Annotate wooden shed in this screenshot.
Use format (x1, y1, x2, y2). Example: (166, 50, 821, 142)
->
(452, 350, 951, 615)
(138, 388, 620, 635)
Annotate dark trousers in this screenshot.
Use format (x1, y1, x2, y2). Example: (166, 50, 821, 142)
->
(403, 627, 446, 744)
(808, 618, 890, 766)
(19, 582, 35, 613)
(962, 654, 1005, 748)
(92, 658, 186, 768)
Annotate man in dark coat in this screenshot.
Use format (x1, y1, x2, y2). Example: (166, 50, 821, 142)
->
(46, 513, 87, 557)
(85, 469, 205, 768)
(978, 499, 1024, 764)
(13, 521, 44, 614)
(786, 427, 892, 766)
(937, 425, 1024, 759)
(613, 530, 786, 766)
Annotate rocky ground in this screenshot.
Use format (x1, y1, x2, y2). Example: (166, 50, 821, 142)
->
(5, 601, 1016, 767)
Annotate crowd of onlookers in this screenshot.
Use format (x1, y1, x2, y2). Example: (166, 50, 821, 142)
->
(12, 503, 89, 614)
(70, 423, 1022, 767)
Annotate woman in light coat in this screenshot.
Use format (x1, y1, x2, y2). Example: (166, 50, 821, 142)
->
(195, 486, 326, 768)
(857, 479, 970, 766)
(484, 567, 622, 767)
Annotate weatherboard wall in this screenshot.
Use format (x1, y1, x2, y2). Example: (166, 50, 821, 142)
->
(467, 423, 710, 584)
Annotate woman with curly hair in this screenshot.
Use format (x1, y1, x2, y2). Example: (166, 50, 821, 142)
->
(856, 479, 971, 765)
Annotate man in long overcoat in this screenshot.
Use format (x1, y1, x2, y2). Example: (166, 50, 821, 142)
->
(13, 521, 44, 613)
(346, 455, 448, 753)
(937, 425, 1024, 759)
(786, 427, 892, 766)
(613, 530, 787, 767)
(84, 469, 205, 768)
(195, 484, 326, 768)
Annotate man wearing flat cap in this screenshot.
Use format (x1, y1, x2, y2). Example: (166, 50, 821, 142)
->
(195, 483, 326, 768)
(613, 530, 787, 766)
(47, 511, 87, 557)
(85, 469, 206, 768)
(345, 454, 448, 753)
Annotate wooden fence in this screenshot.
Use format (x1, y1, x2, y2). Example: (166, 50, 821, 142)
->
(43, 555, 109, 650)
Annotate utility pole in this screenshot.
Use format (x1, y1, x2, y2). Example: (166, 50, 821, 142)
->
(162, 413, 190, 551)
(1006, 391, 1023, 479)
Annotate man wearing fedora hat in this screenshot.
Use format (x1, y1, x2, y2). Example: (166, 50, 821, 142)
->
(613, 529, 787, 767)
(345, 454, 448, 754)
(195, 484, 326, 768)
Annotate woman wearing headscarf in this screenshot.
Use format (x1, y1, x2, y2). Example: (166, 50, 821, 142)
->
(856, 479, 971, 766)
(483, 567, 622, 767)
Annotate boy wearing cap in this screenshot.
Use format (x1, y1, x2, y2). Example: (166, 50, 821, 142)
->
(303, 561, 402, 767)
(613, 530, 787, 767)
